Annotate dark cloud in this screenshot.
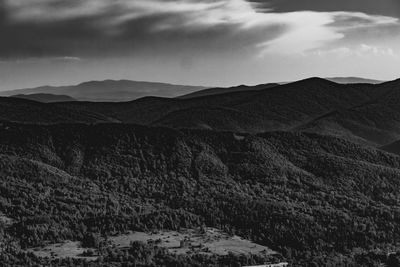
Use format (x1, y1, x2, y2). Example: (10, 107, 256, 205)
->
(0, 15, 279, 59)
(253, 0, 400, 18)
(0, 0, 397, 60)
(0, 0, 288, 59)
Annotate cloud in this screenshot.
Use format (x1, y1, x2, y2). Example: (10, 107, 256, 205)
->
(311, 44, 399, 58)
(259, 11, 398, 55)
(1, 0, 398, 59)
(251, 0, 400, 19)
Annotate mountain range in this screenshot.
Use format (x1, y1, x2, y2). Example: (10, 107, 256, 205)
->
(2, 77, 393, 147)
(0, 80, 206, 102)
(0, 77, 384, 103)
(2, 76, 400, 266)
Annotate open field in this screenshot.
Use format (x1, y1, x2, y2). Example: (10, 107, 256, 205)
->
(26, 241, 98, 261)
(111, 228, 276, 256)
(26, 228, 275, 260)
(0, 213, 13, 226)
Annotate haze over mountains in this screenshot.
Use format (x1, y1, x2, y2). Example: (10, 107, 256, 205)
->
(0, 80, 206, 102)
(0, 77, 384, 103)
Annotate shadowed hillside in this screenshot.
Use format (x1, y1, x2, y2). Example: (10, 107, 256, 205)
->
(178, 83, 279, 99)
(2, 122, 400, 265)
(382, 140, 400, 155)
(11, 93, 77, 103)
(296, 79, 400, 146)
(153, 78, 381, 134)
(0, 97, 114, 124)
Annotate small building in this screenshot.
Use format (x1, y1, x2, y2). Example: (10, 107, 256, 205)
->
(179, 238, 190, 248)
(243, 263, 289, 267)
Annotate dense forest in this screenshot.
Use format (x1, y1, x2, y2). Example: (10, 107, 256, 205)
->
(1, 121, 400, 266)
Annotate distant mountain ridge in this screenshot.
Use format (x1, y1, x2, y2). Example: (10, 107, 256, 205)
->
(326, 77, 384, 84)
(178, 83, 279, 99)
(0, 77, 384, 102)
(279, 77, 385, 85)
(0, 80, 206, 102)
(11, 93, 77, 103)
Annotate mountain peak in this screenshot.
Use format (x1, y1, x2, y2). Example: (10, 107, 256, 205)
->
(292, 77, 336, 86)
(326, 77, 384, 84)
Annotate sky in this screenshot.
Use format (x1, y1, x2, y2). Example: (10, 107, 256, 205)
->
(0, 0, 399, 90)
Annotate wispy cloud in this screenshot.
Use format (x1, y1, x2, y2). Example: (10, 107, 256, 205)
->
(311, 44, 399, 58)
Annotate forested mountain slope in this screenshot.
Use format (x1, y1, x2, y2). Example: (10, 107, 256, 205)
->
(1, 122, 400, 265)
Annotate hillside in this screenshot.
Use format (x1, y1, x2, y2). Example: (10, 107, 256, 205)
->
(11, 93, 77, 103)
(54, 90, 265, 125)
(381, 140, 400, 155)
(0, 80, 206, 102)
(153, 78, 377, 133)
(0, 97, 114, 124)
(1, 122, 400, 265)
(178, 83, 279, 99)
(296, 79, 400, 146)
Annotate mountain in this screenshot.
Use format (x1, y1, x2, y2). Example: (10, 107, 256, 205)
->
(11, 93, 77, 103)
(0, 80, 206, 102)
(1, 122, 400, 266)
(178, 83, 279, 99)
(325, 77, 384, 84)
